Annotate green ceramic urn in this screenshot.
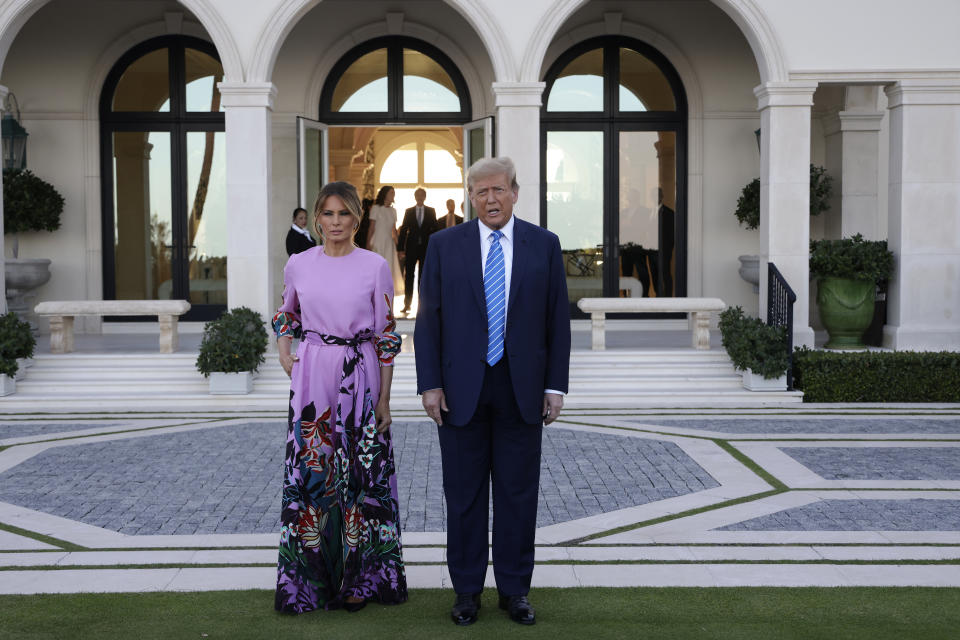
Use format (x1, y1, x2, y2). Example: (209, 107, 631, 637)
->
(816, 277, 876, 349)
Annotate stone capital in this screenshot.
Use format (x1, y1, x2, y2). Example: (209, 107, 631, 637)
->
(0, 84, 9, 111)
(885, 79, 960, 108)
(493, 82, 546, 108)
(754, 82, 818, 110)
(218, 82, 278, 110)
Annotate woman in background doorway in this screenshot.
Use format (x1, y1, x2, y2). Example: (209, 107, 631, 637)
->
(367, 185, 404, 303)
(286, 207, 317, 256)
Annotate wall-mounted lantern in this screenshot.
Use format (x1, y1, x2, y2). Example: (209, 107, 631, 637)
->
(2, 93, 28, 170)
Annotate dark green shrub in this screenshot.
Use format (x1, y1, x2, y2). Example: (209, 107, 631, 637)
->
(3, 168, 64, 234)
(793, 347, 960, 402)
(0, 311, 35, 377)
(809, 233, 894, 284)
(719, 306, 789, 379)
(734, 165, 832, 230)
(195, 307, 268, 376)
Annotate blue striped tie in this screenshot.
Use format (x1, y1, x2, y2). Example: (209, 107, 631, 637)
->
(484, 230, 506, 365)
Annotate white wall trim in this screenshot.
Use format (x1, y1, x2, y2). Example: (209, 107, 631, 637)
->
(519, 0, 786, 84)
(299, 19, 490, 119)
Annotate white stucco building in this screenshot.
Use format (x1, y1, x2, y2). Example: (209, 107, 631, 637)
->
(1, 0, 958, 351)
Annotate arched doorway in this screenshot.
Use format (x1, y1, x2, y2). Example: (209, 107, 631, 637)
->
(541, 36, 687, 315)
(100, 35, 226, 321)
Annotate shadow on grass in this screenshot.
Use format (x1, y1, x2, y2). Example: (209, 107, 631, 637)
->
(2, 587, 960, 639)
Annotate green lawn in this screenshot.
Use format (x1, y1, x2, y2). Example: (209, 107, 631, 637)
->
(2, 588, 959, 639)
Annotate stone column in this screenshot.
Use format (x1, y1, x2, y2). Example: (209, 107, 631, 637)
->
(755, 82, 818, 347)
(883, 80, 960, 350)
(0, 84, 7, 314)
(492, 82, 544, 224)
(823, 87, 884, 239)
(219, 82, 277, 322)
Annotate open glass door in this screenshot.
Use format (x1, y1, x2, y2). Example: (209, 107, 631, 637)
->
(462, 116, 494, 220)
(297, 116, 328, 208)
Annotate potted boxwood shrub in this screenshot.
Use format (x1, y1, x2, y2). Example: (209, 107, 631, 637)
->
(196, 306, 268, 394)
(735, 165, 832, 291)
(809, 233, 894, 349)
(3, 169, 64, 320)
(0, 311, 35, 394)
(719, 306, 789, 390)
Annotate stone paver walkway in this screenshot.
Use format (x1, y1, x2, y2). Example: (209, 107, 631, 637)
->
(1, 408, 960, 593)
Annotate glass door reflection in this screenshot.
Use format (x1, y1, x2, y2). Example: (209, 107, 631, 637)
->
(185, 131, 227, 307)
(618, 131, 676, 298)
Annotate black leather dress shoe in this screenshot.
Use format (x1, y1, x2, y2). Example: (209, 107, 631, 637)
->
(499, 594, 536, 625)
(451, 593, 481, 626)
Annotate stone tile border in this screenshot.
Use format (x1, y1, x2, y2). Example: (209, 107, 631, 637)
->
(592, 490, 960, 545)
(732, 441, 960, 489)
(570, 416, 960, 441)
(0, 529, 58, 551)
(5, 563, 960, 594)
(0, 419, 219, 447)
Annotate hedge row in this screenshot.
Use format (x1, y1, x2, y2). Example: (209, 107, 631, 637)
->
(793, 347, 960, 403)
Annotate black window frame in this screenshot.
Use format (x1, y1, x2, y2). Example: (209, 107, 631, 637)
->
(100, 35, 226, 322)
(541, 36, 688, 316)
(319, 36, 471, 124)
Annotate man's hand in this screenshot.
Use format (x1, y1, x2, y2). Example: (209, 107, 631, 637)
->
(422, 388, 448, 425)
(542, 393, 563, 425)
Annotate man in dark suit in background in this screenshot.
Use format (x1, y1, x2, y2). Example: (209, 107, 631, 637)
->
(397, 187, 437, 314)
(437, 198, 464, 229)
(415, 157, 570, 627)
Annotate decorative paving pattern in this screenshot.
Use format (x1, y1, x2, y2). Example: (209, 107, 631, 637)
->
(638, 418, 960, 434)
(781, 447, 960, 480)
(0, 422, 123, 440)
(718, 499, 960, 531)
(0, 421, 719, 535)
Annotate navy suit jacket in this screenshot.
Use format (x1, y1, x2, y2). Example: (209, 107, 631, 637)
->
(414, 217, 571, 426)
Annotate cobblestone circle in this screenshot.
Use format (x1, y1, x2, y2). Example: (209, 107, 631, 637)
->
(0, 421, 718, 535)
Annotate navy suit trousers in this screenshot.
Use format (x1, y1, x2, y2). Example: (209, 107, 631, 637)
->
(437, 357, 542, 596)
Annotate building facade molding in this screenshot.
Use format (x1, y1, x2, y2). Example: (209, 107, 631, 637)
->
(520, 0, 787, 84)
(219, 82, 278, 110)
(301, 19, 490, 119)
(492, 82, 545, 108)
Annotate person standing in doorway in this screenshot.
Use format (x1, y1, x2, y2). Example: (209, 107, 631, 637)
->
(437, 198, 463, 229)
(414, 157, 570, 627)
(286, 207, 317, 256)
(367, 185, 404, 306)
(397, 187, 437, 315)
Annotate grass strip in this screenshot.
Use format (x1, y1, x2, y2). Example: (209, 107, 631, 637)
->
(0, 522, 83, 551)
(2, 587, 960, 639)
(568, 489, 783, 544)
(714, 440, 786, 490)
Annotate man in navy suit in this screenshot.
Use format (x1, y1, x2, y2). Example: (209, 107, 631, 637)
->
(415, 157, 570, 626)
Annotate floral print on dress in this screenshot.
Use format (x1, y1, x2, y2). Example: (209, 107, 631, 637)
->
(273, 248, 407, 614)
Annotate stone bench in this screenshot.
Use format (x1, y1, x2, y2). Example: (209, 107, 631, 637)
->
(34, 300, 192, 354)
(577, 297, 726, 351)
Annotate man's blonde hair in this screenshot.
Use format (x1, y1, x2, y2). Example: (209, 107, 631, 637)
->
(467, 157, 519, 193)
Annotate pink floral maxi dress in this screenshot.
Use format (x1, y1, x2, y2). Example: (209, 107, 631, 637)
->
(271, 246, 406, 613)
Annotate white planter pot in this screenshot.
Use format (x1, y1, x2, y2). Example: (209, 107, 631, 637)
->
(742, 369, 787, 391)
(0, 375, 16, 396)
(209, 371, 254, 395)
(15, 357, 33, 382)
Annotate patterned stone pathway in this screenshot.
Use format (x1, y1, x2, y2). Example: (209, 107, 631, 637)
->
(1, 408, 959, 592)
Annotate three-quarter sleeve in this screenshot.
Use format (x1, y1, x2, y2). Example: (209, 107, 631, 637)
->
(373, 257, 401, 366)
(272, 258, 303, 339)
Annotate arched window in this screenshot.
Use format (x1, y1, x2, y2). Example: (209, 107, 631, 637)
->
(320, 36, 471, 123)
(378, 137, 464, 215)
(100, 36, 226, 321)
(542, 37, 687, 314)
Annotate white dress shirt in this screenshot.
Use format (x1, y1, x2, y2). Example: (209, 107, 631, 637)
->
(291, 223, 313, 240)
(478, 215, 563, 397)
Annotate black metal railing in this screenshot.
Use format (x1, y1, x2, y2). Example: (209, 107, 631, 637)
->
(767, 262, 797, 389)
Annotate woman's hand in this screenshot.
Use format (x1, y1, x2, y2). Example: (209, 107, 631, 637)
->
(279, 351, 298, 378)
(375, 396, 392, 433)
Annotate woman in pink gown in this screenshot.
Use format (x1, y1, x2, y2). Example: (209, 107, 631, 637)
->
(272, 181, 407, 614)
